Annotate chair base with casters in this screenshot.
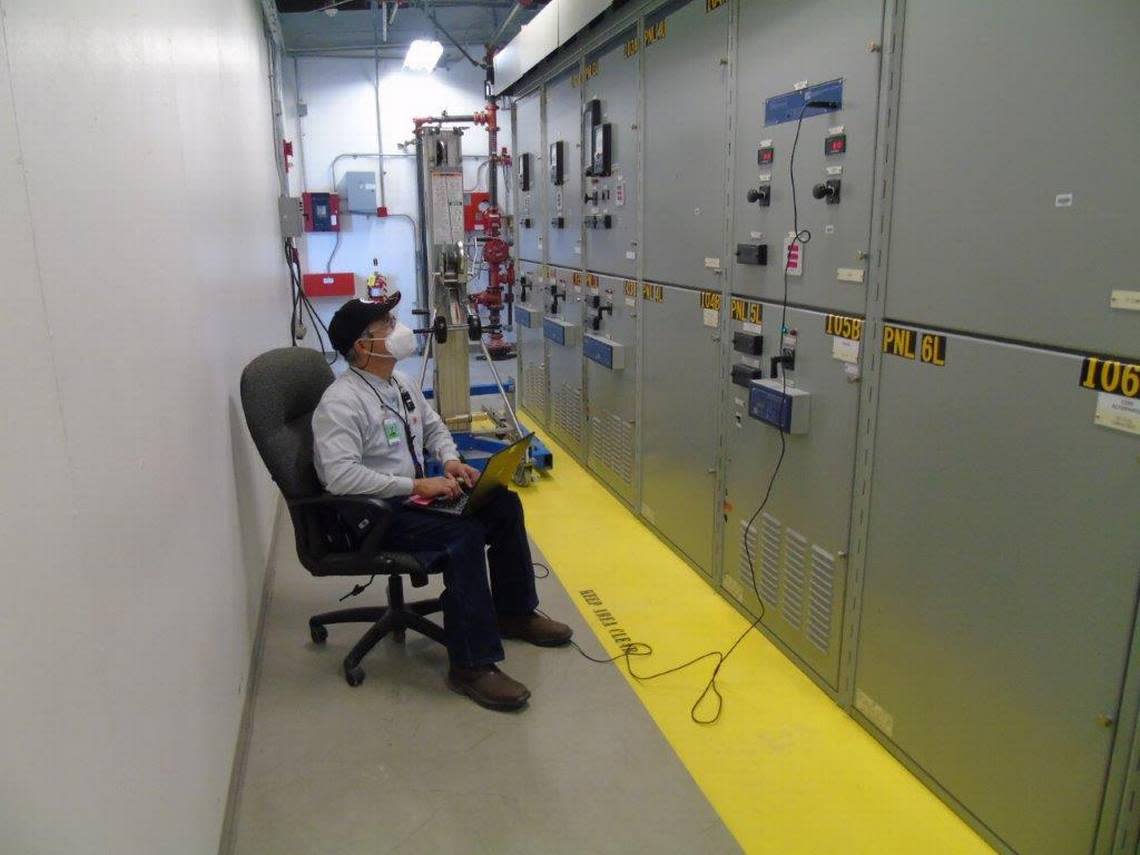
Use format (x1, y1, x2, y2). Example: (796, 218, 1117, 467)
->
(309, 574, 447, 687)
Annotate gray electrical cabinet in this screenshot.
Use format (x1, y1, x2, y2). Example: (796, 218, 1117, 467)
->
(884, 0, 1140, 356)
(502, 0, 1140, 847)
(854, 331, 1140, 855)
(544, 265, 587, 459)
(640, 282, 721, 577)
(515, 259, 549, 427)
(515, 90, 545, 264)
(582, 29, 639, 280)
(585, 273, 639, 506)
(721, 302, 863, 691)
(642, 0, 729, 291)
(731, 0, 883, 316)
(544, 69, 584, 269)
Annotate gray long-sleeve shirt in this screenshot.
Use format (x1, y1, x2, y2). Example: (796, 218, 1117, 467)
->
(312, 368, 460, 499)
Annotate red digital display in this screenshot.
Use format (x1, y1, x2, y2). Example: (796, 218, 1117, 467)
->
(825, 134, 847, 155)
(758, 146, 774, 166)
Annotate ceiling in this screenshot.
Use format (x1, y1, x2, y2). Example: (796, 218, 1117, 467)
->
(272, 0, 545, 64)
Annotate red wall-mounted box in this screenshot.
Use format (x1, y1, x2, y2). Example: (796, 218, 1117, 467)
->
(302, 272, 355, 298)
(464, 191, 490, 232)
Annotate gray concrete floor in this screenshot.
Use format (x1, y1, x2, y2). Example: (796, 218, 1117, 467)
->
(226, 521, 740, 855)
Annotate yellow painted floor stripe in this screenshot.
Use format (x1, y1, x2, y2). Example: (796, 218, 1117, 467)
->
(520, 425, 993, 855)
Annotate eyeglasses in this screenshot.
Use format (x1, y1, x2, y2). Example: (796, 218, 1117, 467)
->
(359, 317, 397, 340)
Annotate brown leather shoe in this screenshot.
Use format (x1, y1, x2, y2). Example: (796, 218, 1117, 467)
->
(447, 664, 531, 711)
(498, 612, 574, 647)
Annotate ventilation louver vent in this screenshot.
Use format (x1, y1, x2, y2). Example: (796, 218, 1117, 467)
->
(523, 361, 547, 414)
(781, 527, 809, 629)
(589, 410, 635, 485)
(737, 513, 839, 660)
(807, 546, 836, 654)
(552, 382, 584, 443)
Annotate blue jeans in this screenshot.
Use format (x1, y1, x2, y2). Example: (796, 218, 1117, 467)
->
(382, 489, 539, 667)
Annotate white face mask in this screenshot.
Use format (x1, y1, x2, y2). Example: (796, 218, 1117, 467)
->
(362, 322, 417, 362)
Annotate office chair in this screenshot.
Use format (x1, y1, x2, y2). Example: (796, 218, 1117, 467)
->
(240, 347, 447, 687)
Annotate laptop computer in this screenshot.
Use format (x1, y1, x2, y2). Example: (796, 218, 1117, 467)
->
(403, 434, 532, 517)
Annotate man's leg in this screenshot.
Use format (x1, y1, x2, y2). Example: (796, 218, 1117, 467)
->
(381, 509, 530, 710)
(471, 488, 538, 618)
(475, 489, 572, 647)
(381, 511, 503, 666)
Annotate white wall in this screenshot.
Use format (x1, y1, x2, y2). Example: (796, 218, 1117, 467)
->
(0, 0, 290, 852)
(284, 54, 513, 338)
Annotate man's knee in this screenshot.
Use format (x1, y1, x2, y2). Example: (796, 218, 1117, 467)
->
(489, 488, 523, 517)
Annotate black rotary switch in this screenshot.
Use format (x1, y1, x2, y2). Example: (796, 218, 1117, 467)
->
(746, 185, 771, 207)
(812, 179, 841, 204)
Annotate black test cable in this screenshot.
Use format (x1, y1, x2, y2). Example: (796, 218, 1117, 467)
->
(284, 237, 337, 366)
(550, 99, 829, 724)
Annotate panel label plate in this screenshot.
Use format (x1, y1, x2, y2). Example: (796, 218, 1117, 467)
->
(1095, 393, 1140, 435)
(882, 324, 947, 366)
(765, 79, 844, 126)
(824, 313, 864, 341)
(1079, 357, 1140, 398)
(730, 297, 763, 324)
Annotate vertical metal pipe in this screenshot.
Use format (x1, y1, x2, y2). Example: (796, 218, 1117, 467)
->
(413, 133, 431, 312)
(371, 0, 386, 207)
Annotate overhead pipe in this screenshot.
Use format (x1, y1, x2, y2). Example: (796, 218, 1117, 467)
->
(489, 2, 524, 49)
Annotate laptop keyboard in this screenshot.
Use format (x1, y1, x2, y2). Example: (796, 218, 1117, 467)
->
(434, 492, 470, 512)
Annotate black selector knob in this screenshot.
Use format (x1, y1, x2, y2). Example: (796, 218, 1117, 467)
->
(812, 179, 841, 204)
(549, 283, 566, 313)
(746, 185, 771, 207)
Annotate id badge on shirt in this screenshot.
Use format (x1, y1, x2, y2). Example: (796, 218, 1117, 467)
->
(382, 417, 403, 447)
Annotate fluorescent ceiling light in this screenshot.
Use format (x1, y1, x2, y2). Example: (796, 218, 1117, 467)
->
(404, 40, 443, 72)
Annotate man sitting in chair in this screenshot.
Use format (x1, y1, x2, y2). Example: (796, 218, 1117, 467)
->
(312, 295, 571, 711)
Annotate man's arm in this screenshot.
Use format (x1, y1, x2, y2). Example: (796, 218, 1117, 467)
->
(312, 395, 415, 498)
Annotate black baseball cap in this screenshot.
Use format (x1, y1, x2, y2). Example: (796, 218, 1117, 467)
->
(328, 293, 402, 356)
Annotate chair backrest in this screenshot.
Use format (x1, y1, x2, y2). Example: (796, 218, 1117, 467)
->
(240, 347, 335, 501)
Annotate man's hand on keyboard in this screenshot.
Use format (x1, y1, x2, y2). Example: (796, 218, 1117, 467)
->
(444, 460, 481, 490)
(413, 475, 463, 500)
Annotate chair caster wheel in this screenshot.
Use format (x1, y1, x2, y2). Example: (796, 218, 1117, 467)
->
(310, 624, 328, 644)
(392, 629, 406, 644)
(345, 665, 365, 687)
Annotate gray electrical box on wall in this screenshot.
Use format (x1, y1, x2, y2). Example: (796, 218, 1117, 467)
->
(278, 195, 304, 238)
(343, 171, 377, 214)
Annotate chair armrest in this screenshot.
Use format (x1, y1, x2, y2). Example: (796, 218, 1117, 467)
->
(287, 493, 396, 512)
(287, 493, 399, 557)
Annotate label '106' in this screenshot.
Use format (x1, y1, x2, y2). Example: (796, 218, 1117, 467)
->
(1080, 357, 1140, 398)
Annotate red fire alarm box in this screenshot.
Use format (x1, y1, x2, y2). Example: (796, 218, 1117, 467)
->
(302, 272, 355, 298)
(302, 192, 340, 232)
(463, 191, 490, 233)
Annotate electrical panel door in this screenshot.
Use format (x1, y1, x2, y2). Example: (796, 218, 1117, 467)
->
(585, 274, 639, 506)
(731, 0, 884, 316)
(515, 260, 549, 427)
(721, 303, 863, 690)
(885, 0, 1140, 356)
(640, 282, 722, 577)
(582, 30, 639, 279)
(544, 265, 587, 459)
(514, 91, 545, 264)
(642, 0, 730, 292)
(856, 332, 1140, 855)
(544, 70, 584, 269)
